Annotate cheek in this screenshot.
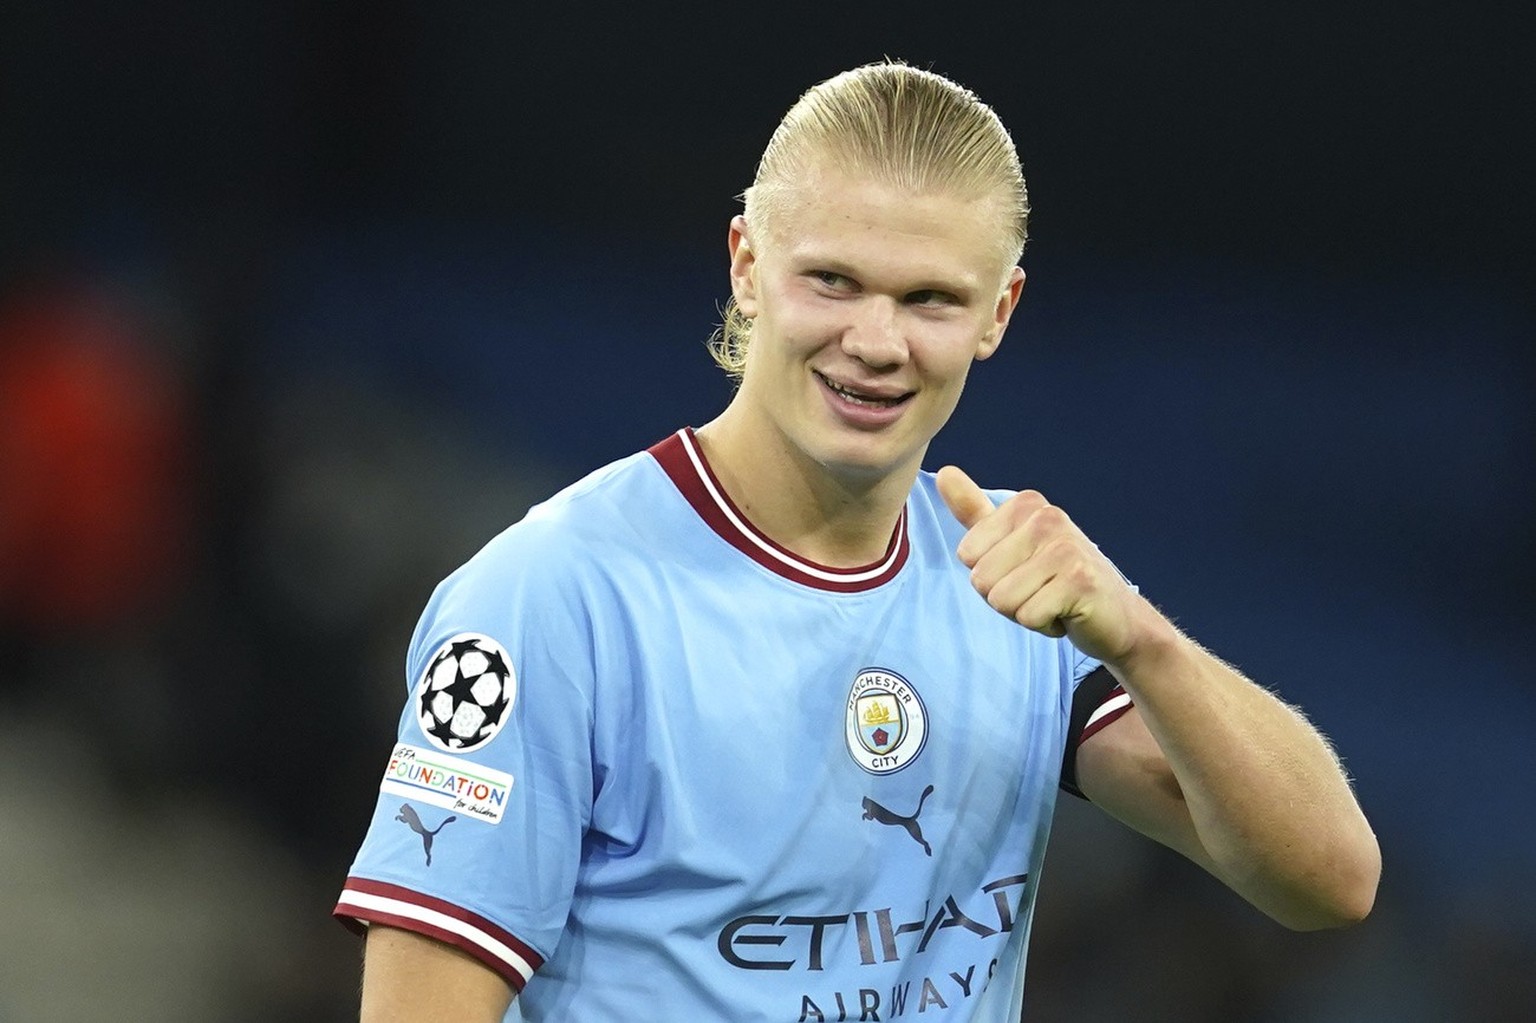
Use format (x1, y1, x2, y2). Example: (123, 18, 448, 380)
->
(763, 294, 842, 352)
(930, 365, 974, 409)
(915, 325, 987, 381)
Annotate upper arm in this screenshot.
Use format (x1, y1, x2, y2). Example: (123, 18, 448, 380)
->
(336, 528, 597, 1002)
(362, 925, 514, 1023)
(1074, 705, 1227, 883)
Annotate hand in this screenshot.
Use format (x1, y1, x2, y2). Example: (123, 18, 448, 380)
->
(936, 465, 1150, 666)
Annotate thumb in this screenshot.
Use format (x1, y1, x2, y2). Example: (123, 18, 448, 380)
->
(936, 465, 993, 529)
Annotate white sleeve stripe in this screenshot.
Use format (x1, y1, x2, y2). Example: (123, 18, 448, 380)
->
(335, 889, 537, 984)
(1084, 691, 1132, 731)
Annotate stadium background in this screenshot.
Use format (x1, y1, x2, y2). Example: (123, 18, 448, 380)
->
(0, 3, 1530, 1020)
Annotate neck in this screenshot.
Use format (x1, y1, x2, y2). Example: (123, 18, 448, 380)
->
(694, 409, 919, 569)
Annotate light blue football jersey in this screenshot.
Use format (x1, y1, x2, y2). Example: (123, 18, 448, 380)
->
(336, 428, 1130, 1022)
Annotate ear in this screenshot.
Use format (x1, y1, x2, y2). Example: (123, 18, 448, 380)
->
(727, 215, 760, 317)
(976, 266, 1026, 361)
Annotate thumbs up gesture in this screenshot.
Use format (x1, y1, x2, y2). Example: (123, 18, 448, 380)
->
(936, 465, 1150, 667)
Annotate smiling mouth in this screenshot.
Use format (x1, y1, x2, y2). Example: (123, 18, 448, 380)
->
(816, 373, 912, 409)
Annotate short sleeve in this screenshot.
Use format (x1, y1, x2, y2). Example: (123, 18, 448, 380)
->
(1056, 598, 1135, 799)
(333, 524, 597, 993)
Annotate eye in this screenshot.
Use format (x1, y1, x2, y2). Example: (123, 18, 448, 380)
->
(906, 289, 958, 307)
(810, 270, 852, 290)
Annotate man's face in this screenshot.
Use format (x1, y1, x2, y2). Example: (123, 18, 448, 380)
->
(727, 165, 1024, 486)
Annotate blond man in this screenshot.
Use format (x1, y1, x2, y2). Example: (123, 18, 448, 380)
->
(337, 62, 1378, 1022)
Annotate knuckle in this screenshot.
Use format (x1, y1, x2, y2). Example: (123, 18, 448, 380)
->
(1039, 535, 1080, 571)
(1035, 504, 1070, 531)
(1067, 563, 1096, 591)
(1005, 490, 1048, 523)
(1015, 608, 1052, 633)
(983, 584, 1012, 614)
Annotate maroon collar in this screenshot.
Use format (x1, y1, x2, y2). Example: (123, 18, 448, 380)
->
(647, 428, 909, 592)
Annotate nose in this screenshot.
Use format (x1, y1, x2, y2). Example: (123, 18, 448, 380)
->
(841, 296, 909, 368)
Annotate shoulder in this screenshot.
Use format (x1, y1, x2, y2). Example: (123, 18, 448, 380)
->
(464, 448, 669, 581)
(401, 447, 679, 703)
(415, 447, 676, 640)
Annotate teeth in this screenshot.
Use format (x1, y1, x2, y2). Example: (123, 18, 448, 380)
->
(827, 378, 901, 407)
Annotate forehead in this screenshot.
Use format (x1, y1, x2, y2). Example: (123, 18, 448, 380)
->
(757, 166, 1015, 285)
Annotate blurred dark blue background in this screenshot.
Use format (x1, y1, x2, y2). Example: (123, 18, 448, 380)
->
(1, 3, 1530, 1020)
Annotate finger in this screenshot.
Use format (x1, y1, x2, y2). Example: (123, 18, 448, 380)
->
(936, 465, 994, 530)
(983, 552, 1081, 632)
(1007, 573, 1074, 638)
(956, 488, 1050, 567)
(993, 544, 1127, 652)
(966, 525, 1043, 599)
(972, 532, 1071, 625)
(970, 525, 1093, 620)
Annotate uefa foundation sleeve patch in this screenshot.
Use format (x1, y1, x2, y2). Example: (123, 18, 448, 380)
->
(414, 633, 517, 753)
(379, 743, 514, 825)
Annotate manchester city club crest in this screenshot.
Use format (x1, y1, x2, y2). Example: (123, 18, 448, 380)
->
(844, 668, 928, 774)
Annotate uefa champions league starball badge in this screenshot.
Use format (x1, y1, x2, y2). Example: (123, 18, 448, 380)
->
(415, 633, 517, 753)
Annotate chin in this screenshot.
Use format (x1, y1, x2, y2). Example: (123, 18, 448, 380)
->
(810, 436, 922, 485)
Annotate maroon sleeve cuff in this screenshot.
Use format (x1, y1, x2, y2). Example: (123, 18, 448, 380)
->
(333, 876, 544, 992)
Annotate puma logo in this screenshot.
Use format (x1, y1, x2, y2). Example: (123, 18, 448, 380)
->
(861, 784, 935, 856)
(395, 803, 456, 866)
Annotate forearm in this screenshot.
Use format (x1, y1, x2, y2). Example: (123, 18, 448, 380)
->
(935, 471, 1380, 927)
(1104, 600, 1381, 929)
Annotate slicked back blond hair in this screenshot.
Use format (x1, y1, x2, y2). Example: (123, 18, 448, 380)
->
(709, 60, 1030, 380)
